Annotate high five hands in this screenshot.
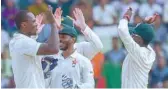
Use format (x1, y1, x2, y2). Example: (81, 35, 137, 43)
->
(123, 7, 159, 24)
(72, 8, 87, 31)
(35, 6, 62, 33)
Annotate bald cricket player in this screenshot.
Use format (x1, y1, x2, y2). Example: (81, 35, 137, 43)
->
(9, 7, 62, 88)
(118, 7, 158, 88)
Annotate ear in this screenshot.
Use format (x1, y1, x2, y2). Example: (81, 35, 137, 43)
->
(21, 22, 27, 28)
(139, 37, 144, 45)
(71, 37, 76, 43)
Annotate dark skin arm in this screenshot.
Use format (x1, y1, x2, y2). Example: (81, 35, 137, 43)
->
(37, 7, 62, 55)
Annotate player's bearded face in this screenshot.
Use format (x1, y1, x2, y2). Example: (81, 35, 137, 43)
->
(59, 34, 73, 51)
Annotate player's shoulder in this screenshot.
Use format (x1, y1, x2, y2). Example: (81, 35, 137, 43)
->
(13, 33, 32, 40)
(9, 33, 36, 50)
(76, 52, 88, 59)
(76, 52, 91, 64)
(10, 33, 26, 45)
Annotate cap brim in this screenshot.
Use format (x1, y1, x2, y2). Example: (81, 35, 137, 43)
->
(59, 24, 78, 38)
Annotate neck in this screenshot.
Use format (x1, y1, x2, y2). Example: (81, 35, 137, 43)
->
(19, 30, 31, 37)
(62, 45, 74, 59)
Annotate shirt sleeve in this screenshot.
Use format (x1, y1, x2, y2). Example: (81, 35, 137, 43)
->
(18, 37, 41, 57)
(118, 19, 142, 61)
(75, 26, 103, 60)
(77, 58, 95, 88)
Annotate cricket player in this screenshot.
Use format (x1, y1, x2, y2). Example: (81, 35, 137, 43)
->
(118, 7, 158, 88)
(45, 24, 94, 88)
(9, 8, 62, 88)
(43, 8, 96, 88)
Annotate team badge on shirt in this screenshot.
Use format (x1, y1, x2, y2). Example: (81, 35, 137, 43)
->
(62, 74, 73, 88)
(72, 59, 77, 67)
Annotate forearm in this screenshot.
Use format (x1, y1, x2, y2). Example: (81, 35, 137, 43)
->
(47, 23, 59, 51)
(118, 19, 141, 57)
(118, 19, 132, 42)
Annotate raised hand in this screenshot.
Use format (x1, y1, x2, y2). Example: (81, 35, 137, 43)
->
(44, 5, 56, 24)
(143, 13, 159, 24)
(73, 8, 87, 31)
(123, 7, 132, 22)
(54, 7, 62, 29)
(36, 13, 45, 33)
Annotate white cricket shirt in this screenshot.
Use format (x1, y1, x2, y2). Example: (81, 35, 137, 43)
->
(47, 50, 94, 88)
(9, 33, 45, 88)
(44, 26, 102, 88)
(118, 19, 156, 88)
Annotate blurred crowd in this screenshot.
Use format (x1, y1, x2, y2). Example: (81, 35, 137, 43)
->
(1, 0, 168, 88)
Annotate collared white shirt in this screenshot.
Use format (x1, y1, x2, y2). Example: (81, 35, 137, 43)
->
(118, 19, 156, 88)
(9, 33, 45, 88)
(46, 50, 94, 88)
(45, 26, 102, 88)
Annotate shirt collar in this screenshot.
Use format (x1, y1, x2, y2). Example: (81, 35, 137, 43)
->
(69, 49, 77, 59)
(60, 49, 77, 60)
(13, 32, 38, 40)
(13, 32, 26, 40)
(13, 32, 23, 37)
